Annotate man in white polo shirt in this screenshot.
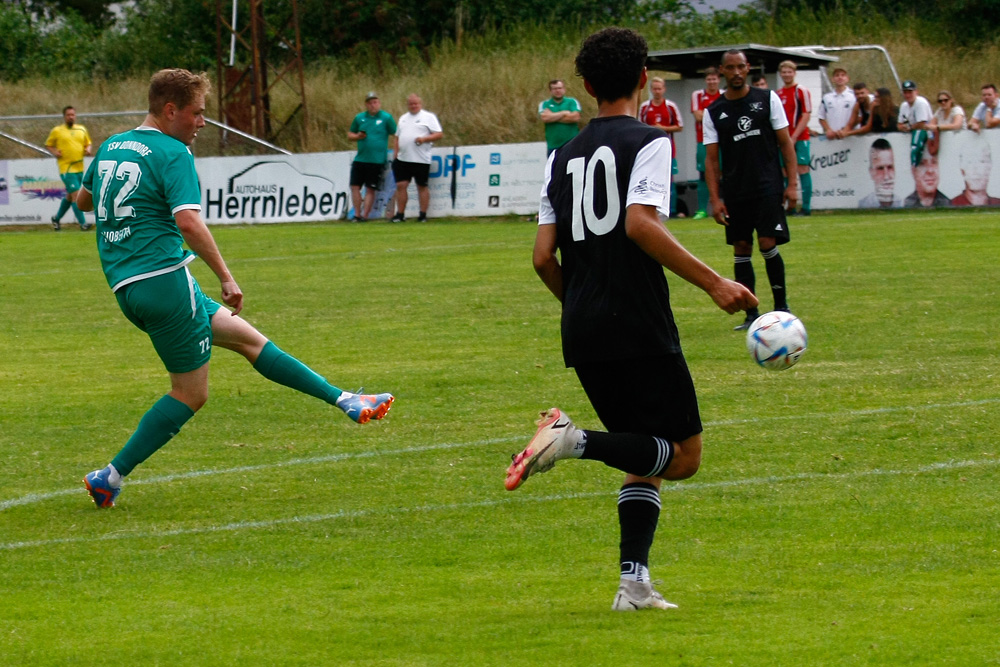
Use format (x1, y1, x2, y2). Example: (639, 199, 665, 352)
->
(391, 94, 444, 222)
(818, 67, 855, 140)
(969, 83, 1000, 133)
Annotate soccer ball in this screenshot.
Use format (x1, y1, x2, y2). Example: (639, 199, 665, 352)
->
(745, 311, 807, 371)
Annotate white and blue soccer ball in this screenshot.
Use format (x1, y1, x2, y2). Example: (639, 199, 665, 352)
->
(745, 311, 807, 371)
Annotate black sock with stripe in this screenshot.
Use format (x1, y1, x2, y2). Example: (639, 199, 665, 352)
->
(619, 482, 661, 579)
(579, 431, 673, 477)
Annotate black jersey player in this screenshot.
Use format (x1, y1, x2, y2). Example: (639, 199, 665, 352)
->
(504, 28, 757, 611)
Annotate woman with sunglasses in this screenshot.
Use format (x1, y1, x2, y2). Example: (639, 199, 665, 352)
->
(933, 91, 966, 131)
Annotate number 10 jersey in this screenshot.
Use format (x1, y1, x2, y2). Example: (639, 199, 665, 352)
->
(83, 126, 202, 292)
(538, 115, 681, 367)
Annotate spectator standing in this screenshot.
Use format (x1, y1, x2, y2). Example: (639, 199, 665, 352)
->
(847, 82, 874, 132)
(639, 77, 684, 216)
(933, 90, 966, 131)
(898, 80, 937, 168)
(844, 87, 899, 137)
(704, 50, 798, 331)
(391, 94, 443, 222)
(818, 68, 856, 139)
(690, 67, 723, 219)
(538, 79, 581, 155)
(45, 106, 93, 231)
(969, 84, 1000, 133)
(871, 88, 900, 133)
(776, 60, 813, 215)
(347, 92, 397, 222)
(751, 74, 769, 90)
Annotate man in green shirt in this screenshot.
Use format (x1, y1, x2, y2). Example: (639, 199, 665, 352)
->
(348, 91, 397, 221)
(78, 69, 394, 509)
(538, 79, 582, 155)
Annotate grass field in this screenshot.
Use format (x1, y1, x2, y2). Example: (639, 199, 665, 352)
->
(1, 211, 999, 665)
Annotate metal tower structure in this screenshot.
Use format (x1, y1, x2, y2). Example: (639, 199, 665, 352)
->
(214, 0, 308, 151)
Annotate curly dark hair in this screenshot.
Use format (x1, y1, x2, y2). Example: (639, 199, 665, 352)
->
(574, 27, 648, 103)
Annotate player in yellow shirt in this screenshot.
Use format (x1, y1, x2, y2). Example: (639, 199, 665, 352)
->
(45, 106, 93, 230)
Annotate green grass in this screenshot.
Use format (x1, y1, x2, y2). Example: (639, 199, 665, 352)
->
(1, 211, 999, 665)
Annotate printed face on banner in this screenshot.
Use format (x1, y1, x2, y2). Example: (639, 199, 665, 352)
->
(869, 146, 896, 203)
(960, 141, 992, 194)
(913, 153, 940, 198)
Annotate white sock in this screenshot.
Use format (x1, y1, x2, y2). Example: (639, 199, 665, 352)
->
(567, 429, 586, 459)
(620, 562, 650, 583)
(335, 391, 355, 406)
(107, 464, 122, 488)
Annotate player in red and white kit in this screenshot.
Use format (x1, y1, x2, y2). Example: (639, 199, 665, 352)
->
(640, 77, 684, 216)
(775, 60, 813, 215)
(691, 68, 722, 219)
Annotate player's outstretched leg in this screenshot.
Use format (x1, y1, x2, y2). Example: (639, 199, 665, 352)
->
(214, 312, 396, 425)
(505, 408, 583, 490)
(251, 343, 393, 423)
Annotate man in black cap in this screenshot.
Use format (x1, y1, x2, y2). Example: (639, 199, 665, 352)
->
(898, 80, 937, 169)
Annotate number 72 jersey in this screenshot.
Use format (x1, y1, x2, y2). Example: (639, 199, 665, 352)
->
(83, 127, 203, 292)
(538, 115, 682, 366)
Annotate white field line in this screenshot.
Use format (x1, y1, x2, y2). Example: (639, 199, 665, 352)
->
(2, 397, 998, 514)
(0, 240, 529, 277)
(1, 457, 995, 552)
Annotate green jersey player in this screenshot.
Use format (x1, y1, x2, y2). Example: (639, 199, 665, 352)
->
(79, 69, 394, 508)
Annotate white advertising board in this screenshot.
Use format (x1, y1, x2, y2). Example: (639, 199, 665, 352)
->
(2, 132, 998, 226)
(809, 130, 1000, 210)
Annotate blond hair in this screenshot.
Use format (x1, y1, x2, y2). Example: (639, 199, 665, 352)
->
(149, 69, 211, 115)
(778, 60, 797, 71)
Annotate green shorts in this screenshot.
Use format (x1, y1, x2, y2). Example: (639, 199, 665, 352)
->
(114, 267, 222, 373)
(780, 140, 811, 168)
(60, 172, 83, 195)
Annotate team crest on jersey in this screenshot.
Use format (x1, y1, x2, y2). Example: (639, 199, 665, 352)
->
(738, 116, 753, 131)
(750, 102, 763, 112)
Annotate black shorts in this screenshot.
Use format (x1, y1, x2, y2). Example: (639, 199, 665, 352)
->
(392, 159, 431, 187)
(350, 161, 384, 189)
(574, 354, 702, 442)
(724, 193, 790, 246)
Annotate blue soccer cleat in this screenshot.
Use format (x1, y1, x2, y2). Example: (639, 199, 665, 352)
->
(83, 466, 121, 509)
(336, 392, 394, 424)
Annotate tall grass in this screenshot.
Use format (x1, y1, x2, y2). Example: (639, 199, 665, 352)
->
(1, 13, 996, 157)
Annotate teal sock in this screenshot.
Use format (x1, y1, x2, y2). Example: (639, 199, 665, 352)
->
(669, 181, 678, 216)
(71, 202, 86, 226)
(111, 395, 195, 476)
(800, 172, 812, 212)
(253, 341, 343, 404)
(55, 198, 71, 221)
(696, 177, 709, 213)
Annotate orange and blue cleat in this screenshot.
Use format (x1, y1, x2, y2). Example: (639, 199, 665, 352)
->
(336, 392, 395, 424)
(84, 466, 121, 508)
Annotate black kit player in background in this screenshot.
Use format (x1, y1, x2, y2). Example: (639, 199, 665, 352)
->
(704, 49, 799, 331)
(504, 27, 757, 611)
